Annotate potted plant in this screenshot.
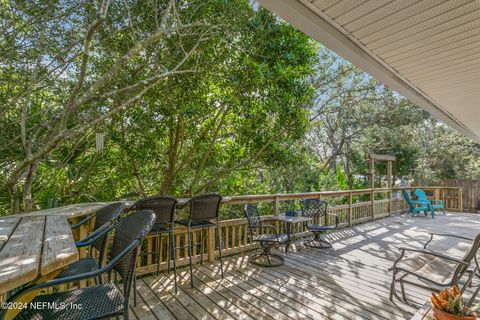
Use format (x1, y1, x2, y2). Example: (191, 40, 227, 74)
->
(431, 285, 479, 320)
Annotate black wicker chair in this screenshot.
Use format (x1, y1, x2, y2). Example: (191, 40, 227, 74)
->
(57, 202, 125, 283)
(244, 204, 288, 267)
(390, 232, 480, 306)
(299, 199, 338, 249)
(175, 193, 224, 288)
(0, 210, 155, 320)
(135, 196, 178, 291)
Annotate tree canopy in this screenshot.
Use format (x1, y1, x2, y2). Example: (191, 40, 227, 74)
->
(1, 0, 478, 215)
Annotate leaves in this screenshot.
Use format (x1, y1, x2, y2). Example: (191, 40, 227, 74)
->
(431, 285, 478, 317)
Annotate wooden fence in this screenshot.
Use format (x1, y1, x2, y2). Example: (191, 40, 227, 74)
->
(66, 186, 463, 277)
(441, 179, 480, 212)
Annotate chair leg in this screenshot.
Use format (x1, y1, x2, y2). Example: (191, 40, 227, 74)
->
(216, 223, 224, 279)
(390, 267, 406, 302)
(133, 269, 137, 307)
(389, 269, 404, 302)
(170, 230, 177, 294)
(400, 281, 407, 302)
(187, 225, 194, 288)
(249, 242, 284, 267)
(123, 300, 130, 320)
(304, 232, 332, 249)
(467, 284, 480, 307)
(265, 247, 272, 265)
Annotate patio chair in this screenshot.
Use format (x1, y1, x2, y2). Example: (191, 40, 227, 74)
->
(57, 202, 125, 283)
(135, 196, 178, 292)
(415, 189, 446, 216)
(402, 190, 433, 218)
(1, 209, 155, 320)
(299, 199, 339, 248)
(244, 204, 288, 267)
(389, 232, 480, 306)
(175, 193, 224, 288)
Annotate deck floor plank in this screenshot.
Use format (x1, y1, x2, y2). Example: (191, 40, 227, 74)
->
(155, 273, 235, 320)
(228, 262, 365, 320)
(195, 264, 290, 320)
(174, 270, 256, 320)
(192, 264, 275, 320)
(137, 212, 480, 320)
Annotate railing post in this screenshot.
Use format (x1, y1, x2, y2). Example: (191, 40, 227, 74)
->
(348, 192, 353, 227)
(441, 188, 445, 209)
(79, 223, 87, 259)
(387, 161, 392, 216)
(458, 188, 463, 212)
(273, 196, 279, 216)
(370, 190, 375, 219)
(207, 226, 215, 262)
(434, 188, 440, 202)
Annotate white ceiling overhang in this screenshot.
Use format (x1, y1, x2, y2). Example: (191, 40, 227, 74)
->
(258, 0, 480, 143)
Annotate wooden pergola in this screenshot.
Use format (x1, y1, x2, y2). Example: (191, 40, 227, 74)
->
(367, 153, 396, 217)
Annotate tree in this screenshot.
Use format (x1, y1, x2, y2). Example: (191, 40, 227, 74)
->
(0, 1, 318, 213)
(0, 0, 244, 212)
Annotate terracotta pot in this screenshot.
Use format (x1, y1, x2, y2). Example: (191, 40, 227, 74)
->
(433, 307, 477, 320)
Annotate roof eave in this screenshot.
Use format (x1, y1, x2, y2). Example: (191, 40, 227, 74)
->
(258, 0, 480, 143)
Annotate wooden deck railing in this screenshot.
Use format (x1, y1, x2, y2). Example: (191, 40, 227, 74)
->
(0, 186, 464, 302)
(66, 186, 463, 277)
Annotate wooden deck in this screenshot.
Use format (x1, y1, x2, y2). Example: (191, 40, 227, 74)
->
(128, 212, 480, 320)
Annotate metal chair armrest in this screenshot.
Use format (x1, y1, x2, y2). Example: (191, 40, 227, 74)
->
(70, 213, 95, 229)
(424, 232, 473, 248)
(75, 221, 110, 243)
(326, 213, 339, 228)
(398, 247, 469, 265)
(75, 223, 114, 248)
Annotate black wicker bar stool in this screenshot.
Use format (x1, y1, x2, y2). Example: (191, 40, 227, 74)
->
(56, 202, 125, 283)
(175, 193, 224, 288)
(1, 210, 156, 320)
(135, 196, 178, 291)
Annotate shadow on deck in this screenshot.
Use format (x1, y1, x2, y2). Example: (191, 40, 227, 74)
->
(129, 212, 480, 320)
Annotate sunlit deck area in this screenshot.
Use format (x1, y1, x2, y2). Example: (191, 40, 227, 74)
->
(128, 212, 480, 320)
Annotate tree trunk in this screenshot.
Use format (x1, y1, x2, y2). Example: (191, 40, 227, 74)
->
(23, 160, 40, 212)
(159, 116, 182, 195)
(9, 184, 20, 215)
(345, 140, 353, 190)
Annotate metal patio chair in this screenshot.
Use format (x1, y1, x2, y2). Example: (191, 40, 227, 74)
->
(57, 202, 125, 283)
(1, 210, 156, 320)
(299, 199, 338, 248)
(390, 232, 480, 306)
(135, 196, 178, 292)
(244, 204, 288, 267)
(175, 193, 224, 288)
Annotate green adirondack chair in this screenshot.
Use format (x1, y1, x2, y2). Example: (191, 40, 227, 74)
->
(402, 190, 433, 218)
(414, 189, 446, 217)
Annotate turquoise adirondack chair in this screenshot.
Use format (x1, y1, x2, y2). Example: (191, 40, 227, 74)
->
(402, 190, 433, 218)
(414, 189, 446, 217)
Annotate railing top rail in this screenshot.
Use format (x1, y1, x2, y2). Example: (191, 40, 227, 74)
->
(15, 186, 462, 218)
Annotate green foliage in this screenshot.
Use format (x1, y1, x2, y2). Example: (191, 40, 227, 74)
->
(0, 0, 478, 216)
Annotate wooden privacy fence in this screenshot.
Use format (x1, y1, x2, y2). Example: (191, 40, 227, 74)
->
(66, 186, 463, 277)
(441, 179, 480, 212)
